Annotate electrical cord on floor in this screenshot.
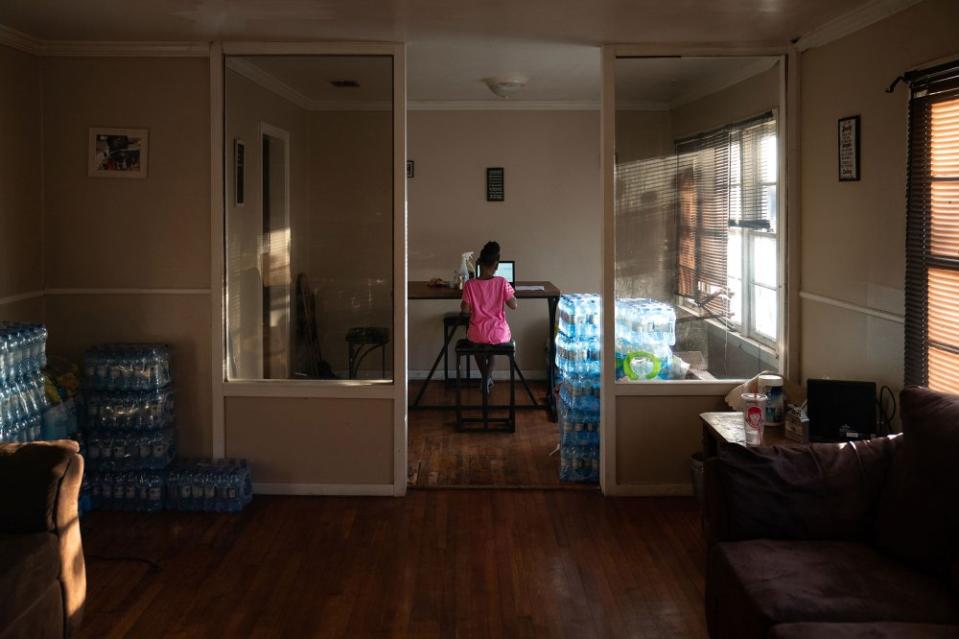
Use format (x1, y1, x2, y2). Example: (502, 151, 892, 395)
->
(85, 553, 161, 572)
(876, 385, 897, 435)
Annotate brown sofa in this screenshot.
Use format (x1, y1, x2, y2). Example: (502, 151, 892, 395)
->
(0, 440, 86, 639)
(704, 386, 959, 638)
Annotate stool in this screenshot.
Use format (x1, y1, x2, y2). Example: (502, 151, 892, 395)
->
(346, 326, 389, 379)
(454, 339, 516, 432)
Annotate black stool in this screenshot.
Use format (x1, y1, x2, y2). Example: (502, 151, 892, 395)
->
(454, 339, 516, 432)
(346, 326, 389, 379)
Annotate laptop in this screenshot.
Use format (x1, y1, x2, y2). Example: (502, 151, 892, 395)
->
(486, 260, 514, 286)
(806, 379, 876, 442)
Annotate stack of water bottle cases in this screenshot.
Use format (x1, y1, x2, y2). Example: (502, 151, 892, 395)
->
(555, 295, 601, 483)
(0, 323, 49, 444)
(555, 296, 682, 482)
(82, 344, 252, 513)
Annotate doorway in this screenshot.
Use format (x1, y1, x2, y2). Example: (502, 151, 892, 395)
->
(404, 42, 602, 489)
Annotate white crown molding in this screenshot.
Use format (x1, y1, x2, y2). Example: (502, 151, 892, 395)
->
(408, 99, 600, 111)
(225, 56, 312, 109)
(42, 40, 210, 57)
(614, 100, 671, 112)
(0, 23, 209, 57)
(0, 290, 44, 306)
(795, 0, 925, 52)
(0, 24, 43, 55)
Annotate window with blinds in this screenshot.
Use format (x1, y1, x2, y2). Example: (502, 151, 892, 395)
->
(905, 61, 959, 393)
(676, 114, 779, 343)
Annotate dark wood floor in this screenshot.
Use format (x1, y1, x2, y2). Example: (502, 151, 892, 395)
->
(78, 492, 707, 639)
(409, 381, 584, 488)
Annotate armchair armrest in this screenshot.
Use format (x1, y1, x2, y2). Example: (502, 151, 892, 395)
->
(0, 440, 87, 634)
(703, 436, 899, 545)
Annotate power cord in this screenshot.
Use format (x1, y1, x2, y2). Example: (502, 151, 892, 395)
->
(876, 385, 897, 435)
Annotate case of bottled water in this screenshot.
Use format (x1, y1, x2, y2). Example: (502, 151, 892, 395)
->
(0, 322, 50, 444)
(88, 470, 166, 512)
(614, 299, 684, 381)
(165, 459, 253, 513)
(85, 387, 174, 430)
(84, 428, 176, 470)
(83, 344, 172, 391)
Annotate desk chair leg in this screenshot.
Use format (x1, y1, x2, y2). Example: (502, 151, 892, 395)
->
(348, 343, 357, 379)
(381, 344, 386, 379)
(509, 354, 516, 432)
(443, 324, 450, 382)
(455, 352, 463, 430)
(481, 366, 489, 429)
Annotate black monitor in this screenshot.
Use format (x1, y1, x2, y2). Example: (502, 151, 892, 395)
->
(474, 260, 514, 285)
(806, 379, 876, 442)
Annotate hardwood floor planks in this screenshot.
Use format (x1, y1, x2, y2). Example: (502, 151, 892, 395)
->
(78, 492, 706, 639)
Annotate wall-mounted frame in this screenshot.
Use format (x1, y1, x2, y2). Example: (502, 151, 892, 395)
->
(234, 138, 246, 206)
(838, 115, 860, 181)
(406, 160, 414, 178)
(486, 167, 505, 201)
(88, 127, 149, 178)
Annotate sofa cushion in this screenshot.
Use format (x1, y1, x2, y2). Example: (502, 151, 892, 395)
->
(0, 441, 78, 534)
(0, 533, 61, 630)
(769, 622, 959, 639)
(706, 540, 959, 638)
(876, 387, 959, 580)
(710, 437, 898, 542)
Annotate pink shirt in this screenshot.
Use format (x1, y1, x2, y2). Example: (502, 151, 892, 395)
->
(462, 276, 515, 344)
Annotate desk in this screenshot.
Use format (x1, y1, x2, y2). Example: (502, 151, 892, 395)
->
(701, 411, 792, 458)
(408, 280, 561, 421)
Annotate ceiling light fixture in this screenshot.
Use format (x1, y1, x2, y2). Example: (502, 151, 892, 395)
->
(483, 73, 529, 99)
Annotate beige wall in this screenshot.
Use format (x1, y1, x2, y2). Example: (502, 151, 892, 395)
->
(42, 57, 212, 456)
(0, 45, 43, 322)
(616, 394, 727, 489)
(800, 0, 959, 396)
(408, 110, 602, 375)
(225, 396, 393, 484)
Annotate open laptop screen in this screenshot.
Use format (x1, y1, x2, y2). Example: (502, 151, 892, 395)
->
(495, 260, 515, 286)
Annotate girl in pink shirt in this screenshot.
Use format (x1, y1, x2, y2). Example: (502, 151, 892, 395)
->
(461, 241, 517, 396)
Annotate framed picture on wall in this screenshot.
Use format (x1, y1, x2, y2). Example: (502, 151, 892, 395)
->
(838, 115, 860, 181)
(88, 127, 148, 178)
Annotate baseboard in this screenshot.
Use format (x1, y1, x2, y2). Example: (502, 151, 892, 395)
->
(408, 369, 547, 381)
(253, 482, 396, 496)
(606, 482, 694, 497)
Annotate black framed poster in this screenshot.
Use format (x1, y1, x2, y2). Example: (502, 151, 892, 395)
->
(838, 115, 860, 181)
(486, 167, 504, 201)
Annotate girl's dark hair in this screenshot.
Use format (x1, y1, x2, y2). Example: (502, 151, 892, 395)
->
(478, 241, 501, 266)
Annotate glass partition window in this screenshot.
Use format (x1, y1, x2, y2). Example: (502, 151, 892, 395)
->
(614, 56, 783, 382)
(224, 55, 394, 381)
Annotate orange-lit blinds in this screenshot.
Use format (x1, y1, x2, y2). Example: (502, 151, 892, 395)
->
(905, 61, 959, 393)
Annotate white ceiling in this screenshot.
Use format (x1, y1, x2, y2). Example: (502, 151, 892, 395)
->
(1, 0, 876, 45)
(0, 0, 917, 106)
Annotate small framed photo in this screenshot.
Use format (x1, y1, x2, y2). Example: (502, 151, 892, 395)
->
(838, 115, 860, 181)
(89, 127, 148, 178)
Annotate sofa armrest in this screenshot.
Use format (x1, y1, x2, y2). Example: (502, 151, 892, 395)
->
(0, 440, 87, 634)
(706, 436, 900, 543)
